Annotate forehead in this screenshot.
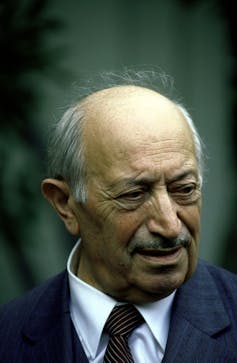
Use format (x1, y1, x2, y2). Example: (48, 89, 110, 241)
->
(81, 86, 196, 178)
(82, 85, 181, 129)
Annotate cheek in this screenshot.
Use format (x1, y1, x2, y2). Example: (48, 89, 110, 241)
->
(109, 213, 143, 242)
(184, 207, 201, 279)
(181, 206, 201, 239)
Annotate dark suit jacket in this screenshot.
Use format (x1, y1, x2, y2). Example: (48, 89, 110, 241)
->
(1, 259, 237, 363)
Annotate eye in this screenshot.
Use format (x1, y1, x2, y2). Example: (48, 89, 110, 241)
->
(119, 190, 145, 201)
(168, 182, 200, 204)
(115, 184, 151, 203)
(179, 184, 196, 194)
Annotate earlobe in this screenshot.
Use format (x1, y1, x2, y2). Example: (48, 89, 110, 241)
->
(41, 178, 80, 236)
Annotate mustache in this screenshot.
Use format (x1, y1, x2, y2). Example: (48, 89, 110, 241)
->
(129, 231, 191, 254)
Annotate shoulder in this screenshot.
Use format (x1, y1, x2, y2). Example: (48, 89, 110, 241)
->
(1, 270, 67, 309)
(0, 271, 68, 338)
(0, 271, 71, 362)
(166, 260, 237, 362)
(198, 258, 237, 290)
(175, 258, 237, 320)
(198, 258, 237, 305)
(184, 258, 237, 323)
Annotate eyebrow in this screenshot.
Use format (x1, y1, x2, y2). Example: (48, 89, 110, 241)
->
(109, 169, 199, 191)
(168, 170, 199, 183)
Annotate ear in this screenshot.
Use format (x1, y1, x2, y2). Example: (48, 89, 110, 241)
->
(41, 178, 80, 236)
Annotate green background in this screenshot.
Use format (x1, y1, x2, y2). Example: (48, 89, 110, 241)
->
(1, 0, 236, 304)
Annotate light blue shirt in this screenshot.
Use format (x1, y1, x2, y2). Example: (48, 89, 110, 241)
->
(67, 240, 175, 363)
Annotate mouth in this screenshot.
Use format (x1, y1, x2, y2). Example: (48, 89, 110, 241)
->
(134, 246, 183, 264)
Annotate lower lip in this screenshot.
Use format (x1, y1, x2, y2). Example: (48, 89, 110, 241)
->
(136, 247, 184, 265)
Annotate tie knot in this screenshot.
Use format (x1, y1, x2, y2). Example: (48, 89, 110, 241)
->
(105, 304, 144, 338)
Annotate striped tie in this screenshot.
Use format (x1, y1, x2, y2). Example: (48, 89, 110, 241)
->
(103, 304, 144, 363)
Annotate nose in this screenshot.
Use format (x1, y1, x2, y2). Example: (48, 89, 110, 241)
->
(146, 190, 181, 239)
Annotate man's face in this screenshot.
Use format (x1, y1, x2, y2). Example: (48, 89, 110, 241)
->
(75, 87, 201, 303)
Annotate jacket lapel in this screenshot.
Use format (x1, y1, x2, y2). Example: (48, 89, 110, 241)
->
(162, 260, 236, 363)
(21, 271, 89, 363)
(162, 310, 230, 362)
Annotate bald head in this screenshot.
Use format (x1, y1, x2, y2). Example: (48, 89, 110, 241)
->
(80, 86, 196, 182)
(47, 82, 203, 203)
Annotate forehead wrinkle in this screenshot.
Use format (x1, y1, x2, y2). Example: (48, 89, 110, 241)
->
(107, 162, 198, 192)
(129, 142, 196, 170)
(134, 138, 194, 154)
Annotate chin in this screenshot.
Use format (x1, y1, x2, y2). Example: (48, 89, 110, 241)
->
(137, 267, 191, 302)
(121, 278, 181, 304)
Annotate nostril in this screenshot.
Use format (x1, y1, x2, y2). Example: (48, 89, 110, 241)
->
(147, 217, 182, 241)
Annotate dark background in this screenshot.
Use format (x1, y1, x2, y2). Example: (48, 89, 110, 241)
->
(1, 0, 236, 304)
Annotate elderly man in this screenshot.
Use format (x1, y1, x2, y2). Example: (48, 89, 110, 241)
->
(1, 71, 237, 363)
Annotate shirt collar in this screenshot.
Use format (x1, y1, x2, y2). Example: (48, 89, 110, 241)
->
(67, 240, 176, 359)
(136, 293, 175, 353)
(67, 240, 117, 359)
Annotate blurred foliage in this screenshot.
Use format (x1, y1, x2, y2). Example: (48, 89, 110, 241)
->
(0, 0, 236, 299)
(0, 0, 64, 289)
(178, 0, 237, 273)
(0, 0, 63, 131)
(180, 0, 237, 272)
(219, 1, 237, 273)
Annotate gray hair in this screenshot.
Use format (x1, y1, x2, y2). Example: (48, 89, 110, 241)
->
(47, 69, 204, 203)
